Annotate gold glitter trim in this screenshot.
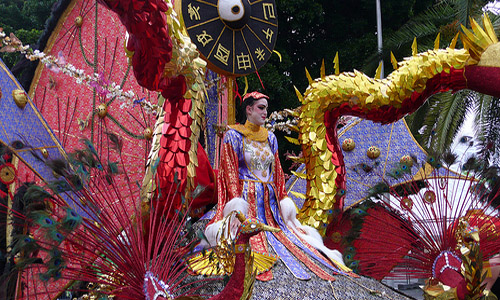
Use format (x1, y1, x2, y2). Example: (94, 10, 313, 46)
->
(230, 120, 268, 142)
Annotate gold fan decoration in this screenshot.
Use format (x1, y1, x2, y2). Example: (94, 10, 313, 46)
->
(187, 248, 278, 276)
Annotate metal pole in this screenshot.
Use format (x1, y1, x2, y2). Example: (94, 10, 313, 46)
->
(227, 77, 236, 125)
(376, 0, 384, 78)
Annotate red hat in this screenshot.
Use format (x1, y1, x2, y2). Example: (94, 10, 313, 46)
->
(243, 91, 269, 101)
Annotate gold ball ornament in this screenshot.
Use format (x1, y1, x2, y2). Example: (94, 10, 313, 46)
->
(342, 138, 355, 151)
(12, 89, 28, 109)
(97, 103, 108, 118)
(144, 127, 153, 140)
(74, 16, 83, 28)
(400, 155, 413, 167)
(366, 146, 381, 159)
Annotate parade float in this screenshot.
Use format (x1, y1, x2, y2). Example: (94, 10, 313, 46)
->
(0, 0, 499, 299)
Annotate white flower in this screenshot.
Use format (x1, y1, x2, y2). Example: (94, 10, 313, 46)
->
(120, 102, 130, 109)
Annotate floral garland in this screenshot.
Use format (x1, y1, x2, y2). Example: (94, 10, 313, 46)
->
(0, 29, 157, 115)
(265, 109, 299, 134)
(265, 108, 353, 134)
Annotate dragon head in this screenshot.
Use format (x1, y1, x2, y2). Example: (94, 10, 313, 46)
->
(461, 14, 500, 97)
(461, 15, 499, 66)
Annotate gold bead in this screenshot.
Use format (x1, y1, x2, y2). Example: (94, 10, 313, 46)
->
(143, 127, 153, 140)
(341, 138, 355, 151)
(400, 154, 413, 167)
(400, 197, 413, 210)
(97, 103, 107, 118)
(423, 190, 436, 204)
(366, 146, 380, 159)
(12, 89, 28, 109)
(0, 164, 16, 184)
(75, 16, 83, 28)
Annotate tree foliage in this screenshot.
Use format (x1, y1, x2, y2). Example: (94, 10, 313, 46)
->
(364, 0, 492, 73)
(0, 0, 57, 68)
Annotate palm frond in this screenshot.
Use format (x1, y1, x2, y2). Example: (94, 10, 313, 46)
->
(452, 0, 490, 27)
(415, 94, 447, 150)
(386, 2, 458, 48)
(364, 0, 497, 75)
(476, 97, 500, 165)
(414, 91, 475, 153)
(405, 100, 430, 139)
(363, 2, 460, 76)
(435, 91, 475, 152)
(474, 94, 493, 125)
(489, 12, 500, 32)
(386, 3, 455, 50)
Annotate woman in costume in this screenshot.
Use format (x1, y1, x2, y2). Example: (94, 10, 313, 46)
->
(203, 91, 349, 281)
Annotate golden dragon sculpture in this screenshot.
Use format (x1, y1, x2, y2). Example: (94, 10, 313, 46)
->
(291, 14, 500, 236)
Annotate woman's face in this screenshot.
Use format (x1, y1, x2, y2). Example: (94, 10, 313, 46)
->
(246, 98, 268, 126)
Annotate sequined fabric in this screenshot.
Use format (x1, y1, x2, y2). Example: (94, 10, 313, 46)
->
(243, 138, 274, 181)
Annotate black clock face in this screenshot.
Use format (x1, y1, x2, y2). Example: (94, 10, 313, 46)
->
(182, 0, 278, 76)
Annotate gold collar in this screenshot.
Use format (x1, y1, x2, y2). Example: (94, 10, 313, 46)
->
(230, 120, 268, 142)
